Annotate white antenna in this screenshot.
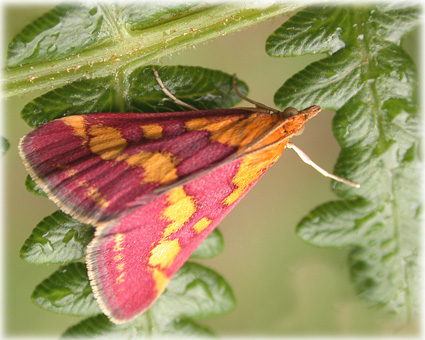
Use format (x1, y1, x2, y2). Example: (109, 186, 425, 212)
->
(287, 143, 360, 188)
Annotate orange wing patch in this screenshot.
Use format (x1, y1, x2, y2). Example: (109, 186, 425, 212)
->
(87, 186, 111, 208)
(80, 121, 179, 185)
(122, 150, 179, 184)
(62, 115, 88, 144)
(141, 124, 163, 140)
(186, 114, 279, 150)
(137, 151, 179, 184)
(185, 116, 240, 134)
(64, 168, 78, 179)
(88, 125, 128, 160)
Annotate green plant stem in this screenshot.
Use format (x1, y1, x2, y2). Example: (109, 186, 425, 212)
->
(3, 4, 302, 97)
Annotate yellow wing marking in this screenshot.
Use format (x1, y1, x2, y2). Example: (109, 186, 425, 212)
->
(148, 186, 198, 292)
(116, 272, 125, 284)
(113, 233, 125, 252)
(114, 254, 123, 262)
(152, 268, 170, 297)
(192, 217, 212, 234)
(223, 141, 286, 206)
(149, 239, 181, 269)
(162, 187, 196, 237)
(113, 233, 126, 285)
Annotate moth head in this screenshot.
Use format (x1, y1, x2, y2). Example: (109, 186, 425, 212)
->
(282, 106, 299, 118)
(299, 105, 321, 120)
(282, 105, 321, 136)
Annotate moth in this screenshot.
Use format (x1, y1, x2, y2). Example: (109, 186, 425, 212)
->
(19, 67, 358, 323)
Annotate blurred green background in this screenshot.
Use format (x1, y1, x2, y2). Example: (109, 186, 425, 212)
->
(2, 5, 420, 338)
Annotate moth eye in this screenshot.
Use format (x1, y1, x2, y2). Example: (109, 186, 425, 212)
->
(295, 125, 305, 136)
(282, 107, 299, 117)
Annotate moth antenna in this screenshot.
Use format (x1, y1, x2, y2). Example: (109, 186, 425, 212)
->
(231, 74, 280, 114)
(152, 67, 199, 111)
(287, 143, 360, 188)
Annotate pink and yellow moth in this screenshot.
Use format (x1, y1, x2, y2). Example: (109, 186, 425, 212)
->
(19, 69, 357, 323)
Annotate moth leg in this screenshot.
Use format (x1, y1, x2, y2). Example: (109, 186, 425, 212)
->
(287, 143, 360, 188)
(231, 74, 280, 114)
(152, 67, 199, 111)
